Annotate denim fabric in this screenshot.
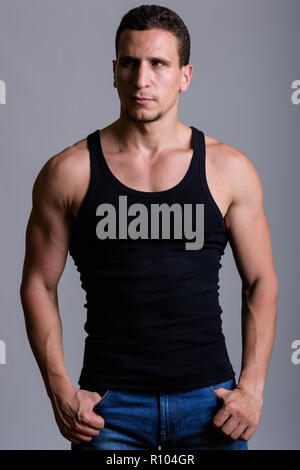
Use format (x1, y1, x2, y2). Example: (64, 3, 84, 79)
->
(71, 378, 248, 450)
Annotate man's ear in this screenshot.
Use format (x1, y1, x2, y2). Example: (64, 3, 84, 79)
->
(179, 63, 193, 93)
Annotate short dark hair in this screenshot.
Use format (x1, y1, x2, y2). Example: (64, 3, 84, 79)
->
(115, 4, 191, 68)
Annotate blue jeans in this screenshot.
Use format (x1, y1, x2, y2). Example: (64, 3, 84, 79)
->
(71, 378, 248, 450)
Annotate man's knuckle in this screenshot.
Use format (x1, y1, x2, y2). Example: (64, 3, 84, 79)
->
(82, 416, 92, 426)
(73, 421, 82, 431)
(245, 418, 253, 426)
(241, 431, 250, 441)
(221, 427, 230, 436)
(92, 417, 105, 428)
(79, 412, 90, 423)
(225, 403, 234, 413)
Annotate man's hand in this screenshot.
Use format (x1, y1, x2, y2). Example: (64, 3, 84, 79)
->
(212, 386, 263, 441)
(50, 387, 105, 444)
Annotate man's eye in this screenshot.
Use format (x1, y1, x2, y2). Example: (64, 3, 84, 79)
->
(122, 60, 134, 66)
(120, 59, 135, 67)
(120, 60, 164, 67)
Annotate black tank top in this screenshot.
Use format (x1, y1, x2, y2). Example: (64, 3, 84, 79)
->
(68, 126, 235, 391)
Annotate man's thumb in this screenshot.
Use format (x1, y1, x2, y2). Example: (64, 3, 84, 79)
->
(214, 387, 228, 400)
(93, 392, 102, 404)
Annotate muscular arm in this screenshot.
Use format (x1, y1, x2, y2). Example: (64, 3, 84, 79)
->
(20, 151, 75, 399)
(213, 147, 278, 441)
(227, 150, 278, 396)
(20, 149, 104, 444)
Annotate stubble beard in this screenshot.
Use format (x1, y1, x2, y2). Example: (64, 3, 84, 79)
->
(125, 107, 162, 123)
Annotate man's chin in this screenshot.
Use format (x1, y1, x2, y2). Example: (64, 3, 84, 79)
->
(126, 109, 162, 123)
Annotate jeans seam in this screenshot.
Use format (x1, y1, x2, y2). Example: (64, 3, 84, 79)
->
(175, 392, 180, 435)
(161, 394, 180, 440)
(94, 389, 112, 409)
(208, 385, 219, 402)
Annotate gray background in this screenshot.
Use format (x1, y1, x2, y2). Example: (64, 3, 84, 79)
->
(0, 0, 299, 450)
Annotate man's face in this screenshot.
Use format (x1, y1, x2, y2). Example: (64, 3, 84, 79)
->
(113, 28, 192, 123)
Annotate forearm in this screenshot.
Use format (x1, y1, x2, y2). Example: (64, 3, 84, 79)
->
(20, 282, 74, 400)
(237, 275, 278, 398)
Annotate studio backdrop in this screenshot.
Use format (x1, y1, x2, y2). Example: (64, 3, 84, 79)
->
(0, 0, 299, 450)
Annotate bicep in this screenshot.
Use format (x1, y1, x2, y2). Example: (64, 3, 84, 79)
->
(225, 153, 277, 290)
(21, 157, 74, 293)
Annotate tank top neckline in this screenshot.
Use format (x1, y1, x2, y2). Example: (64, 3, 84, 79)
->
(95, 126, 199, 199)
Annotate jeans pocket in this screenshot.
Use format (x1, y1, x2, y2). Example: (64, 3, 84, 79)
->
(208, 385, 220, 403)
(93, 390, 112, 410)
(208, 378, 236, 403)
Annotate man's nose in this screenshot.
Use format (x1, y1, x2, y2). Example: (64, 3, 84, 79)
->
(133, 62, 151, 88)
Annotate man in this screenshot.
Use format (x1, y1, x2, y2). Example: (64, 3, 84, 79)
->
(20, 5, 278, 451)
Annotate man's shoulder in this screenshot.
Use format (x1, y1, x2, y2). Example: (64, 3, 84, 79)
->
(33, 136, 90, 210)
(203, 132, 262, 211)
(204, 133, 258, 188)
(204, 133, 251, 171)
(49, 136, 89, 172)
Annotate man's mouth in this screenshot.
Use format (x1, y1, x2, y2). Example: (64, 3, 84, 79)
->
(132, 97, 153, 104)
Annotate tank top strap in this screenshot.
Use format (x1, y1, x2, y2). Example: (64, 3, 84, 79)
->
(86, 129, 102, 190)
(196, 127, 226, 232)
(191, 126, 202, 179)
